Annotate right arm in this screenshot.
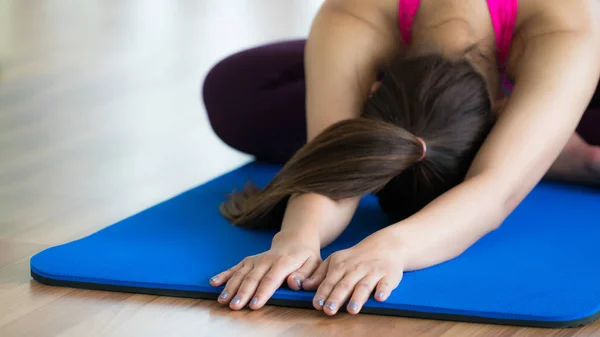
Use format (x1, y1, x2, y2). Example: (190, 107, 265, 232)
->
(280, 0, 401, 249)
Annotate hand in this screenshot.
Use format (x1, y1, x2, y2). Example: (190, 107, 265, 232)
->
(209, 231, 322, 310)
(302, 229, 406, 316)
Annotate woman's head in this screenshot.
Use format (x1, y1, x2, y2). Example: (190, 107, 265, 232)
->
(220, 53, 496, 229)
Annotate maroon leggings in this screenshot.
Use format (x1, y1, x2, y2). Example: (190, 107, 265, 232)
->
(202, 40, 600, 164)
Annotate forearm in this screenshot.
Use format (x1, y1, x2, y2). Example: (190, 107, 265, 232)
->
(278, 193, 360, 248)
(386, 173, 509, 271)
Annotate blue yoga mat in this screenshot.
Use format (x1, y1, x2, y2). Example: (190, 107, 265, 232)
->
(30, 162, 600, 328)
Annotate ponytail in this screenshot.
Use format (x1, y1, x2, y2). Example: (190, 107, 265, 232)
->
(219, 118, 426, 229)
(220, 53, 495, 230)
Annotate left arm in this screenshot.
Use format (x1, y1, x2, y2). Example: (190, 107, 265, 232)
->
(302, 29, 600, 316)
(389, 30, 600, 271)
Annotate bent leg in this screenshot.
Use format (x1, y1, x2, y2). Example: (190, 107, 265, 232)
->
(202, 40, 307, 164)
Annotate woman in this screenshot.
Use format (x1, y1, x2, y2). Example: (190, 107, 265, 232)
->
(202, 0, 600, 316)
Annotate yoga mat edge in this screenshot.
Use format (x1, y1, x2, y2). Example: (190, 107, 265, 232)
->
(30, 269, 599, 329)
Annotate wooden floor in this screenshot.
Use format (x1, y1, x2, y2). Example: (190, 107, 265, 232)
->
(0, 1, 599, 336)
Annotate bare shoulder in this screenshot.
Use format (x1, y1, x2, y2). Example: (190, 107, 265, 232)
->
(321, 0, 400, 30)
(517, 0, 600, 36)
(320, 0, 402, 47)
(507, 0, 600, 78)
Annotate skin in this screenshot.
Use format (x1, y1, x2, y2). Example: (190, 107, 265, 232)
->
(211, 0, 600, 315)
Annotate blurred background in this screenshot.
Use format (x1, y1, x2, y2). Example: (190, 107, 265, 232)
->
(0, 0, 323, 246)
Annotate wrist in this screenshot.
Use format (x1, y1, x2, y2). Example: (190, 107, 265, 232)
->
(378, 226, 412, 269)
(272, 229, 321, 250)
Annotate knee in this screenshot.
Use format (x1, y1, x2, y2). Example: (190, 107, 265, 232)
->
(202, 45, 268, 102)
(202, 53, 248, 142)
(202, 53, 240, 112)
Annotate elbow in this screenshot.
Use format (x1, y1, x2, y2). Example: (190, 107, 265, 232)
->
(490, 190, 525, 232)
(485, 198, 517, 233)
(488, 218, 505, 232)
(464, 170, 521, 232)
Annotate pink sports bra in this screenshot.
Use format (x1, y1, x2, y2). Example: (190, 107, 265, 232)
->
(398, 0, 518, 72)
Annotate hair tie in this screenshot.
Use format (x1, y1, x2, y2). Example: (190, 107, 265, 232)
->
(416, 137, 427, 162)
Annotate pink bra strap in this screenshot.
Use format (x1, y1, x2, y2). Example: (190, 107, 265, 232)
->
(398, 0, 421, 46)
(487, 0, 518, 68)
(400, 0, 517, 67)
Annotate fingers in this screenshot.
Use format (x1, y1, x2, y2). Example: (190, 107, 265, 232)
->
(312, 258, 349, 311)
(321, 270, 369, 316)
(302, 258, 329, 291)
(216, 264, 252, 305)
(209, 262, 244, 287)
(212, 252, 318, 311)
(346, 274, 381, 315)
(305, 252, 404, 316)
(228, 264, 271, 310)
(320, 272, 402, 315)
(250, 258, 302, 310)
(374, 273, 403, 302)
(287, 257, 321, 291)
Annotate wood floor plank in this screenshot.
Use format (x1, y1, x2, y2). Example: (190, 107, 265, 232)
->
(0, 288, 132, 337)
(0, 278, 74, 328)
(0, 240, 47, 269)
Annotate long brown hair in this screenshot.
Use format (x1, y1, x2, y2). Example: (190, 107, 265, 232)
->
(220, 53, 496, 229)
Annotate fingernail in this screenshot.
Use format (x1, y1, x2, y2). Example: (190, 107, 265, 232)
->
(210, 275, 219, 282)
(316, 298, 325, 307)
(376, 291, 385, 299)
(219, 290, 229, 300)
(251, 297, 258, 306)
(326, 302, 337, 311)
(349, 301, 359, 311)
(305, 277, 313, 282)
(293, 276, 302, 288)
(231, 296, 241, 306)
